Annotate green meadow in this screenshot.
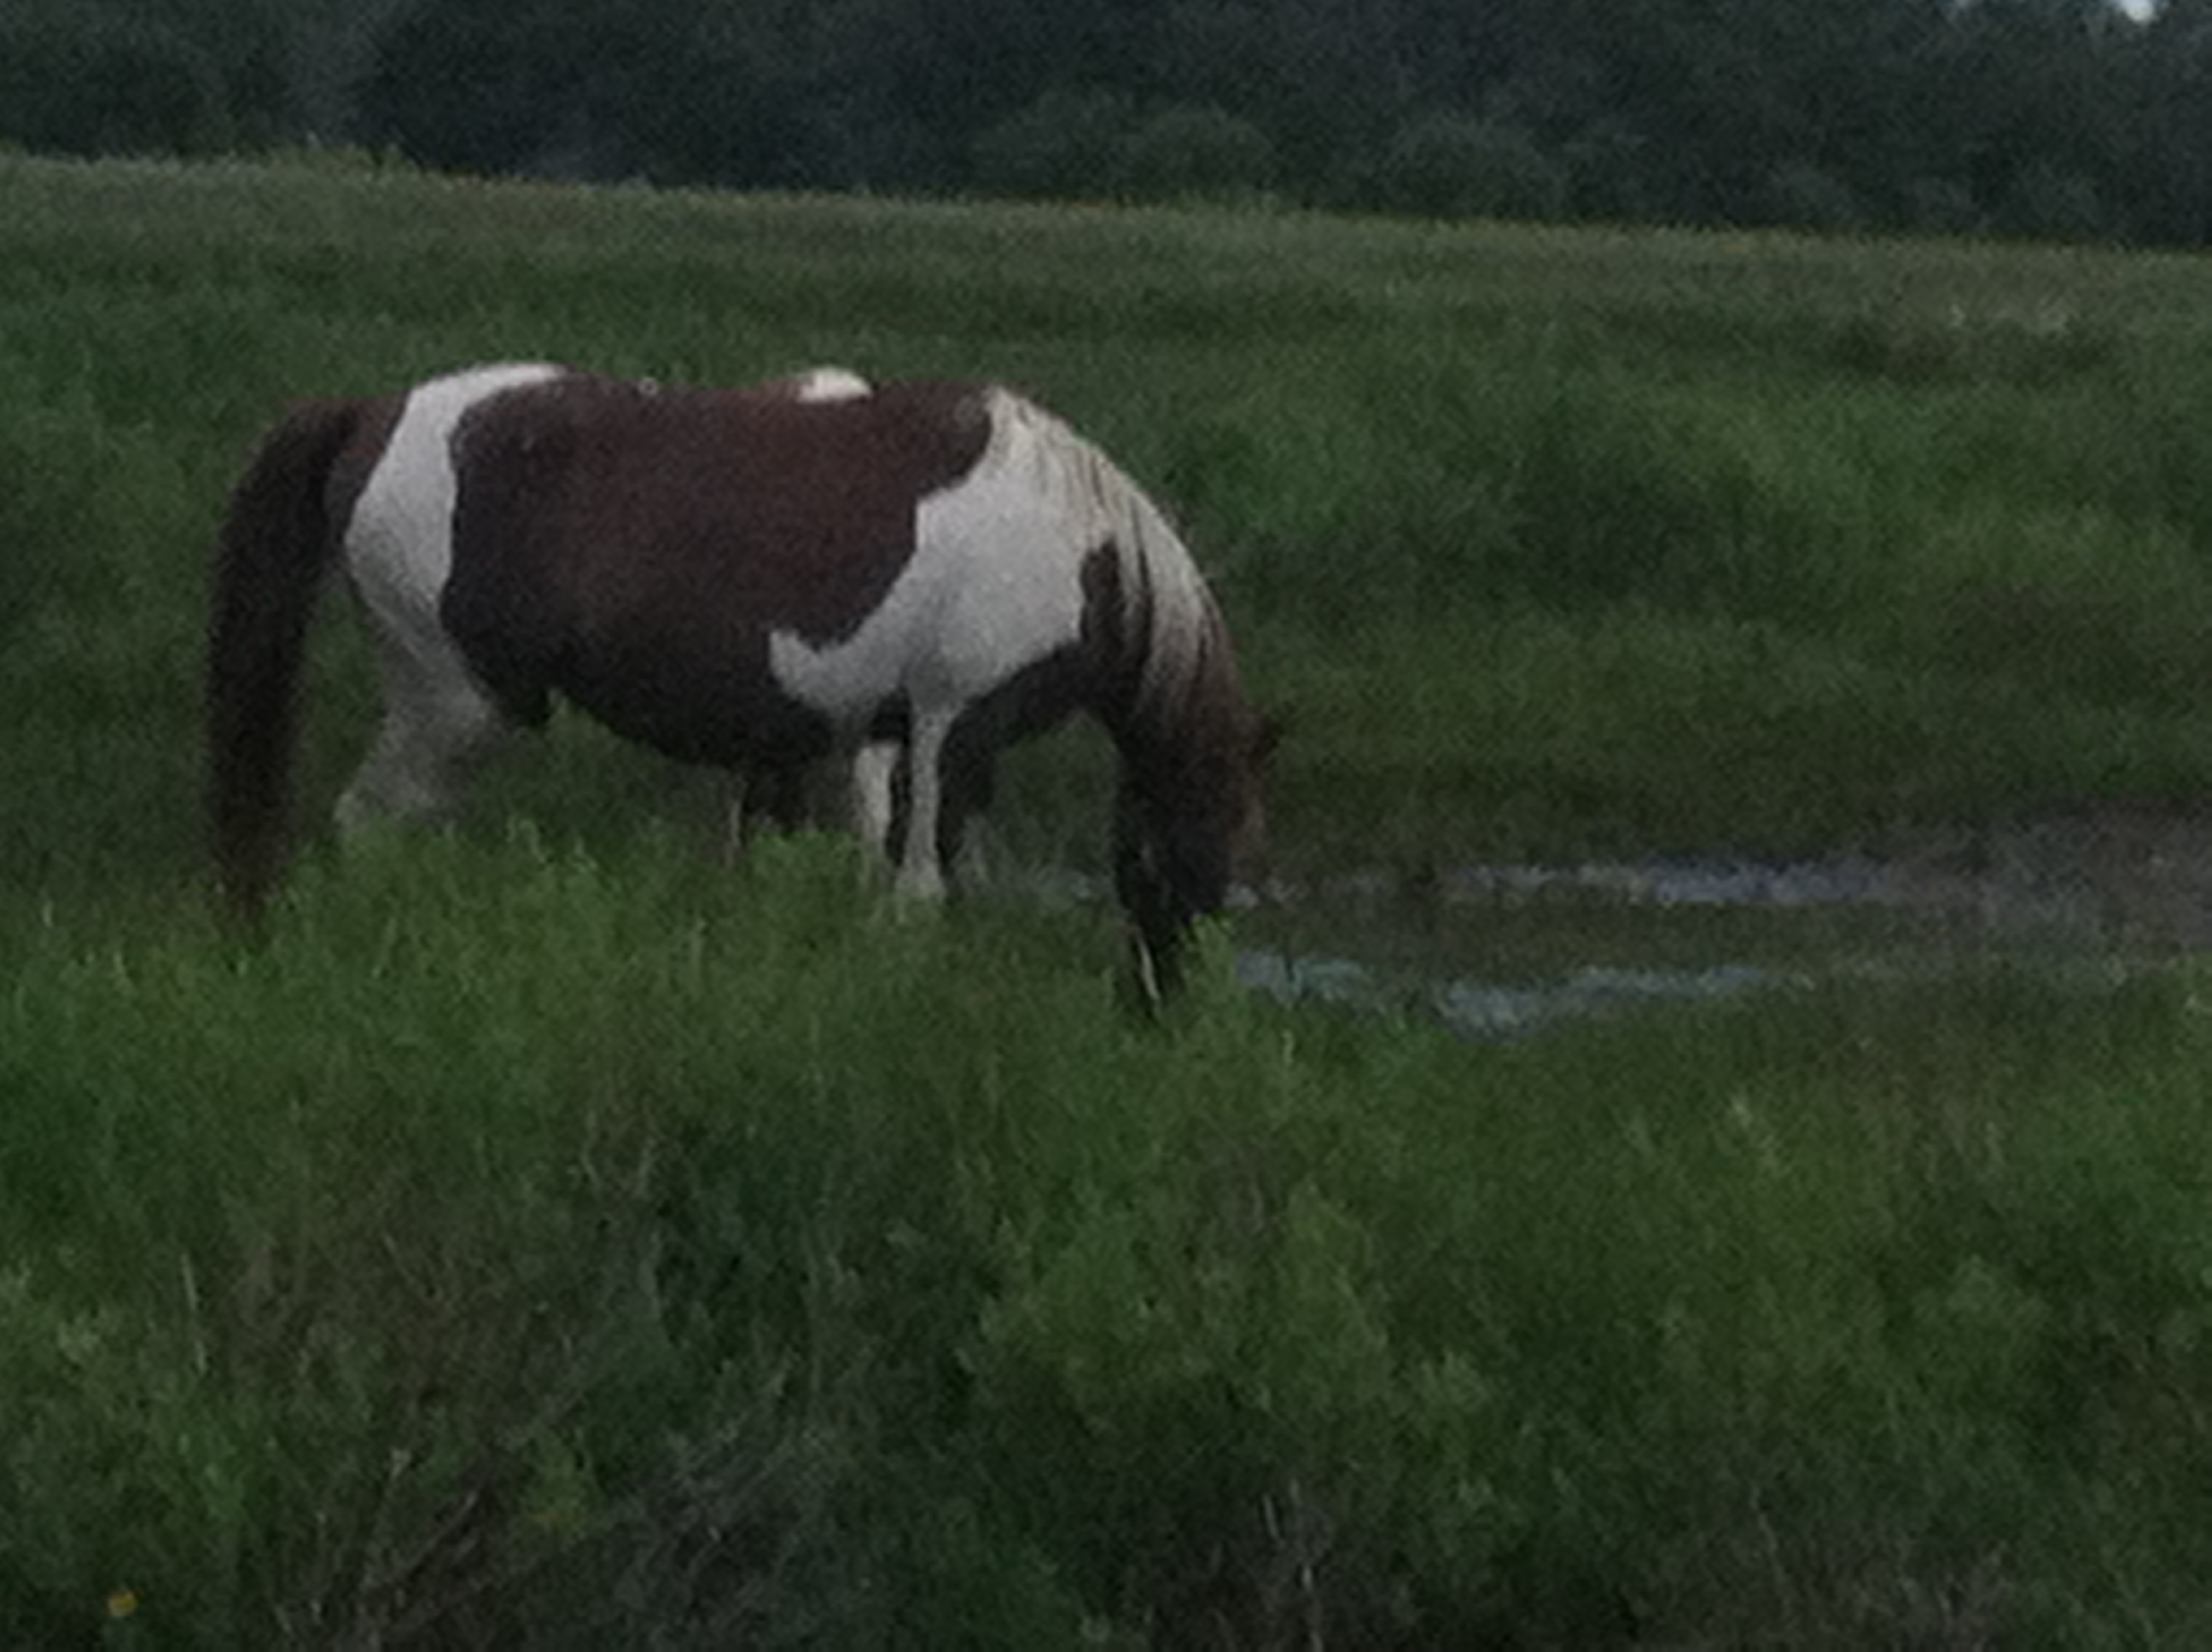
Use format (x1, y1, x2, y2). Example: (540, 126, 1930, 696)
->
(6, 152, 2212, 1643)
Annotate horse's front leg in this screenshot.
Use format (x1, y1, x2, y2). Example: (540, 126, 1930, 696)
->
(725, 742, 877, 863)
(848, 739, 900, 862)
(723, 762, 800, 863)
(1111, 778, 1187, 1003)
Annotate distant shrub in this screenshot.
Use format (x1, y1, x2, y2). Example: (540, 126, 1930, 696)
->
(1761, 160, 1867, 234)
(1115, 104, 1276, 206)
(970, 88, 1135, 201)
(262, 142, 416, 177)
(1560, 118, 1664, 224)
(0, 5, 227, 158)
(1374, 113, 1569, 222)
(1998, 160, 2110, 244)
(1828, 298, 2116, 388)
(1905, 175, 1983, 236)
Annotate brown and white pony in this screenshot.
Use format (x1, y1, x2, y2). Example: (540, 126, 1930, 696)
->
(206, 363, 1269, 986)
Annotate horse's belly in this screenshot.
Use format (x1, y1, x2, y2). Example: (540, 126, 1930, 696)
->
(560, 635, 831, 769)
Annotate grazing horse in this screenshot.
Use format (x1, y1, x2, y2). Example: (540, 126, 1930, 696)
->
(206, 363, 1270, 984)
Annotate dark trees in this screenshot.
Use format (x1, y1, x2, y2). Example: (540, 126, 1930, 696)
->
(3, 0, 2202, 247)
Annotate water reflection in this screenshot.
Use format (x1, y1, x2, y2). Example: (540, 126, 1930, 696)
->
(1226, 819, 2212, 1038)
(1005, 814, 2212, 1038)
(1235, 949, 1797, 1039)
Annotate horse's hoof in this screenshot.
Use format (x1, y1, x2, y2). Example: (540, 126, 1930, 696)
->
(892, 866, 948, 905)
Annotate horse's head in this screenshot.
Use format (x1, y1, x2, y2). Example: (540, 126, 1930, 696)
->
(1225, 703, 1282, 882)
(1112, 679, 1278, 1002)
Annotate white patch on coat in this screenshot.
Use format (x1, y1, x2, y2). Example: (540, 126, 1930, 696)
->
(345, 362, 568, 621)
(765, 387, 1090, 724)
(788, 366, 871, 403)
(335, 362, 567, 828)
(766, 387, 1214, 895)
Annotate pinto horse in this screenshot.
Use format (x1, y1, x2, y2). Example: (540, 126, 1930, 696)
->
(206, 363, 1269, 984)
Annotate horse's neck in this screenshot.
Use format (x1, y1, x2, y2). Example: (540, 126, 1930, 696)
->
(1115, 630, 1243, 814)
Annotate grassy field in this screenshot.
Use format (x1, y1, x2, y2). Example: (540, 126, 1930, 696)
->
(9, 151, 2212, 883)
(7, 153, 2212, 1644)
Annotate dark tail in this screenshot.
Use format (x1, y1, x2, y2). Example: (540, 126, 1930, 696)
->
(206, 398, 361, 919)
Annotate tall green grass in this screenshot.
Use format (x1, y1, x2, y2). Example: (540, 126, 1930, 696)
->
(9, 155, 2212, 1643)
(7, 153, 2212, 888)
(4, 835, 2212, 1643)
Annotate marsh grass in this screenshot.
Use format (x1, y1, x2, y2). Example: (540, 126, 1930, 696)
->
(8, 154, 2212, 1643)
(8, 154, 2212, 885)
(3, 836, 2212, 1643)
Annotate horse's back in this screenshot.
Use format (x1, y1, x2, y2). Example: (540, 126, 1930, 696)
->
(336, 365, 1172, 765)
(430, 373, 997, 761)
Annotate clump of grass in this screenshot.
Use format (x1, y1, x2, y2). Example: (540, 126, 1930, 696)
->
(1827, 294, 2120, 387)
(1882, 503, 2212, 712)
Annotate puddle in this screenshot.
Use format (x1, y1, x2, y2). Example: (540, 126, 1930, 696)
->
(1234, 949, 1802, 1039)
(1226, 811, 2212, 1039)
(1001, 809, 2212, 1039)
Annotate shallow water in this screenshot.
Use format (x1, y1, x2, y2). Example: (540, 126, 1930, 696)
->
(1221, 811, 2212, 1038)
(1234, 946, 1804, 1038)
(997, 809, 2212, 1038)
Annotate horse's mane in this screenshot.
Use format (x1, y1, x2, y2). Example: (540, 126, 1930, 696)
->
(981, 387, 1228, 749)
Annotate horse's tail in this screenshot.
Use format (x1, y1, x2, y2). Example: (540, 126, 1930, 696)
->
(206, 398, 362, 918)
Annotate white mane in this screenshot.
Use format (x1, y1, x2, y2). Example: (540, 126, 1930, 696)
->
(981, 387, 1214, 722)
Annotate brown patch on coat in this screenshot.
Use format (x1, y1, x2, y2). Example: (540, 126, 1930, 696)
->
(434, 375, 993, 770)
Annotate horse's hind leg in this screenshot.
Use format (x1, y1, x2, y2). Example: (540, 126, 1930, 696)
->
(723, 761, 798, 861)
(938, 705, 1010, 888)
(866, 719, 990, 888)
(335, 637, 513, 835)
(893, 706, 957, 901)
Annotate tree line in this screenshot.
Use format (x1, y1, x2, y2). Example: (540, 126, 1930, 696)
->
(4, 0, 2209, 247)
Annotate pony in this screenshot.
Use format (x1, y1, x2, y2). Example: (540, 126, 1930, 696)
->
(206, 363, 1270, 986)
